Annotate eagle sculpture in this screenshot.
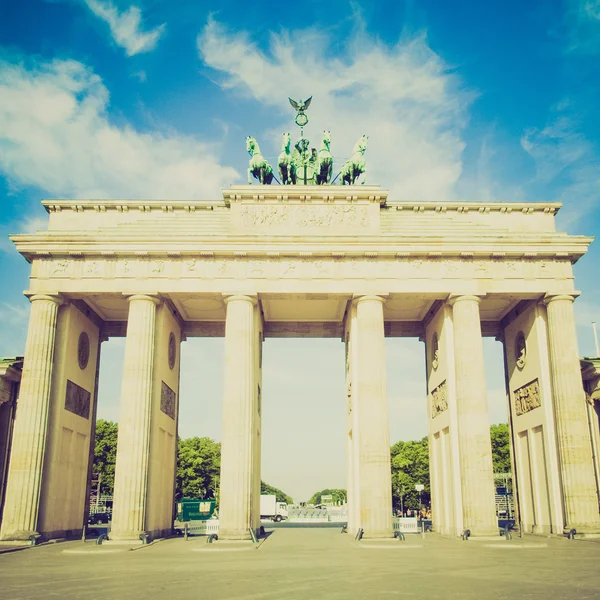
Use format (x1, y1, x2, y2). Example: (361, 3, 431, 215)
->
(289, 97, 312, 113)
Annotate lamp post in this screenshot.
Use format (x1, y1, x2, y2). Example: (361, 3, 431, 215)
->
(415, 483, 424, 514)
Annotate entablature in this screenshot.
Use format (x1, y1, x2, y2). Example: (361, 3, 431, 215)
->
(11, 236, 592, 265)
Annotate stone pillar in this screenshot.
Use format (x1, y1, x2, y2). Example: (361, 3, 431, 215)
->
(0, 294, 62, 541)
(345, 306, 360, 535)
(544, 294, 600, 531)
(110, 294, 159, 541)
(354, 295, 393, 538)
(449, 294, 497, 536)
(219, 295, 258, 540)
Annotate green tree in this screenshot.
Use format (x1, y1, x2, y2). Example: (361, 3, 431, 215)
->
(92, 420, 118, 495)
(390, 437, 430, 511)
(307, 488, 347, 506)
(176, 437, 221, 501)
(261, 481, 293, 504)
(490, 423, 511, 473)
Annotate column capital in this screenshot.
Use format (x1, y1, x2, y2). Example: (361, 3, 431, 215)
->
(27, 293, 63, 306)
(448, 294, 484, 307)
(353, 294, 388, 305)
(126, 294, 160, 306)
(543, 292, 580, 306)
(223, 293, 257, 306)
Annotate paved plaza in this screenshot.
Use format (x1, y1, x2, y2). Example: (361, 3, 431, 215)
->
(1, 528, 599, 599)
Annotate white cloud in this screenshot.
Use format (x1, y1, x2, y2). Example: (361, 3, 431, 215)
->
(84, 0, 165, 56)
(198, 19, 471, 201)
(566, 0, 600, 53)
(521, 113, 591, 182)
(0, 302, 29, 325)
(520, 106, 600, 227)
(582, 0, 600, 19)
(0, 57, 237, 199)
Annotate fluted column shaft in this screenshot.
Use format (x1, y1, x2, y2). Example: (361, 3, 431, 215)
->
(110, 295, 159, 541)
(450, 295, 497, 535)
(355, 295, 393, 538)
(0, 295, 62, 540)
(219, 295, 257, 540)
(545, 294, 600, 530)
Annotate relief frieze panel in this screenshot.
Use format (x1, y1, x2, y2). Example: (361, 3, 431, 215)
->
(65, 379, 91, 419)
(431, 380, 448, 418)
(513, 378, 541, 416)
(36, 256, 572, 282)
(239, 204, 371, 230)
(161, 381, 177, 420)
(115, 258, 133, 278)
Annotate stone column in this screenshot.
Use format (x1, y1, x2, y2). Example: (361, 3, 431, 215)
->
(544, 294, 600, 531)
(354, 295, 393, 538)
(110, 294, 159, 541)
(449, 294, 497, 536)
(219, 295, 257, 540)
(0, 294, 62, 541)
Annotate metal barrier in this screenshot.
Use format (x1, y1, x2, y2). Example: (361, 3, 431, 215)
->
(174, 519, 220, 537)
(392, 517, 420, 534)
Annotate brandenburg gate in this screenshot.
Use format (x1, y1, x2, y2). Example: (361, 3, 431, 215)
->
(1, 180, 599, 543)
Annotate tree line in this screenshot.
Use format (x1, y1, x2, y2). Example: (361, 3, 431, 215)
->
(93, 420, 292, 503)
(93, 420, 511, 508)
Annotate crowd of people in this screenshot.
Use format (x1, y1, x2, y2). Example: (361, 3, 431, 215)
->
(396, 507, 432, 520)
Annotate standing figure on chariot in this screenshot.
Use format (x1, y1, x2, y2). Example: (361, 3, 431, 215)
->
(246, 97, 367, 185)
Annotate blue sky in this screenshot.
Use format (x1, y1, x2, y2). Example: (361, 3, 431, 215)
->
(1, 0, 599, 501)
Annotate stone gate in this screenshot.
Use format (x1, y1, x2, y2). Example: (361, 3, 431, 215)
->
(1, 184, 599, 542)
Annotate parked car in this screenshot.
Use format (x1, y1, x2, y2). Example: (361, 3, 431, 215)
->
(88, 512, 111, 525)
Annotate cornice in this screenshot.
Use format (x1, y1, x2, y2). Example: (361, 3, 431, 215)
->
(42, 199, 223, 213)
(10, 235, 592, 263)
(222, 185, 387, 205)
(40, 194, 563, 214)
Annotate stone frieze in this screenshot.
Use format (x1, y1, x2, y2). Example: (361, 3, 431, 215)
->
(65, 379, 91, 419)
(161, 381, 176, 419)
(431, 380, 448, 418)
(513, 378, 541, 416)
(239, 204, 371, 230)
(38, 256, 573, 282)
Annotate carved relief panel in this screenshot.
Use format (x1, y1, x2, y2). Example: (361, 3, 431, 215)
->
(160, 381, 176, 420)
(431, 380, 448, 418)
(65, 380, 91, 419)
(238, 204, 372, 233)
(513, 378, 541, 416)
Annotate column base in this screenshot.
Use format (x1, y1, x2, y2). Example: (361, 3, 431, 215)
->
(109, 529, 148, 543)
(463, 527, 499, 538)
(564, 523, 600, 536)
(0, 529, 40, 543)
(218, 527, 254, 541)
(361, 529, 395, 539)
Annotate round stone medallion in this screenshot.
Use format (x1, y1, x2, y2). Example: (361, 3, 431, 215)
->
(78, 332, 90, 370)
(515, 331, 527, 370)
(431, 333, 439, 371)
(168, 332, 176, 370)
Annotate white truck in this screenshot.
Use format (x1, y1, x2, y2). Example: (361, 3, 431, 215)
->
(260, 494, 289, 522)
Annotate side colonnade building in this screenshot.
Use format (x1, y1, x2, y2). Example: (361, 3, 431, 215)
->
(0, 185, 599, 542)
